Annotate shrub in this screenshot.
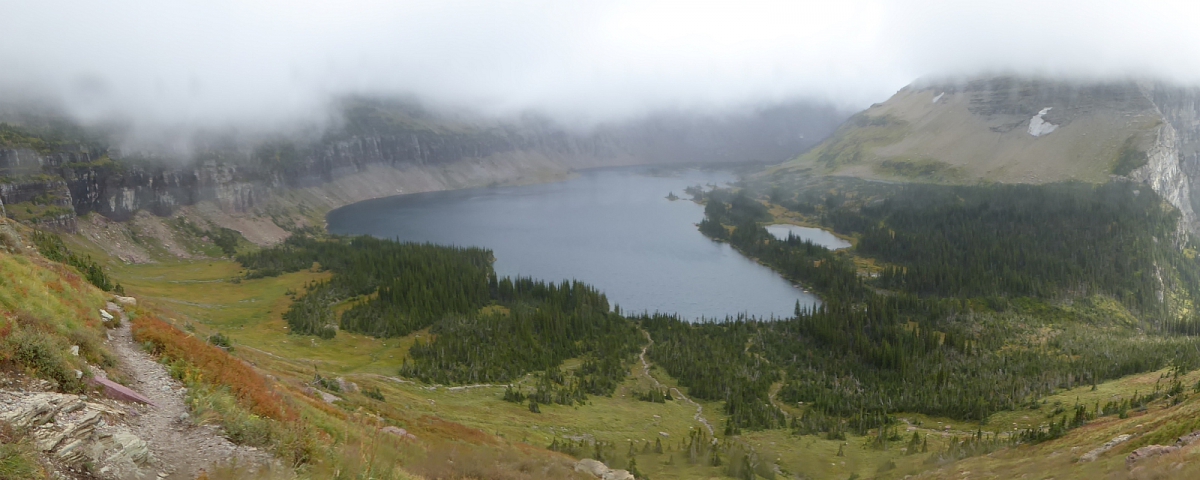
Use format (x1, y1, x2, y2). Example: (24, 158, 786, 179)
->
(207, 332, 233, 351)
(363, 387, 385, 402)
(5, 328, 82, 392)
(67, 327, 114, 367)
(30, 231, 113, 291)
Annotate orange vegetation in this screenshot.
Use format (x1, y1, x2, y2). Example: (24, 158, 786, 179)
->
(131, 313, 296, 422)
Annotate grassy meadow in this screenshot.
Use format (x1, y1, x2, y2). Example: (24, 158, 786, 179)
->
(109, 253, 1195, 480)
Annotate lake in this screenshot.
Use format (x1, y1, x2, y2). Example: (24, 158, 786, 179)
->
(327, 166, 826, 320)
(765, 224, 852, 250)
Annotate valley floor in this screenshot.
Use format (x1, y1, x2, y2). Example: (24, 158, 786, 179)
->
(103, 255, 1200, 479)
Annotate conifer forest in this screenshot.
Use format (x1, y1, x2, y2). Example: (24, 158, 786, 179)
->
(242, 178, 1200, 444)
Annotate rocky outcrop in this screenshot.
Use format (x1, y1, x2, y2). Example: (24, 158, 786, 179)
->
(0, 389, 153, 478)
(1126, 444, 1177, 467)
(1124, 429, 1200, 468)
(1139, 83, 1200, 234)
(0, 176, 77, 231)
(380, 426, 418, 441)
(1079, 433, 1131, 462)
(1129, 108, 1196, 235)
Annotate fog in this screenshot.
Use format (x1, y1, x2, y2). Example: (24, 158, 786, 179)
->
(2, 0, 1199, 133)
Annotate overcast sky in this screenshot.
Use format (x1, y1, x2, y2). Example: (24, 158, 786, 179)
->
(2, 0, 1199, 130)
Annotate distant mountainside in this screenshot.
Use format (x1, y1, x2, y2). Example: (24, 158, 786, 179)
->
(772, 77, 1200, 231)
(0, 99, 847, 233)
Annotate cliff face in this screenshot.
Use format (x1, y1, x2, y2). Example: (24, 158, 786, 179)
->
(0, 100, 846, 233)
(1141, 84, 1200, 232)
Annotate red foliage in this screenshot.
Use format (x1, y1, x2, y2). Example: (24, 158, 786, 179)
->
(132, 314, 296, 422)
(415, 415, 495, 445)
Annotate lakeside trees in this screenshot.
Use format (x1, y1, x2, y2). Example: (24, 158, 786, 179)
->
(238, 234, 642, 395)
(242, 178, 1200, 440)
(685, 180, 1200, 434)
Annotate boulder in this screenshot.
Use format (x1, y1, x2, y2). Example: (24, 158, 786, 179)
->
(336, 377, 359, 394)
(302, 386, 341, 404)
(381, 426, 418, 441)
(100, 309, 115, 321)
(603, 470, 634, 480)
(1126, 445, 1178, 468)
(113, 296, 137, 307)
(1176, 430, 1200, 447)
(574, 459, 608, 477)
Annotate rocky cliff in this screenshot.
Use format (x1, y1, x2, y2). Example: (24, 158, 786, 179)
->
(0, 99, 845, 236)
(1140, 83, 1200, 231)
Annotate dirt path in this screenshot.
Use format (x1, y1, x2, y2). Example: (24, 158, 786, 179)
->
(108, 306, 273, 479)
(638, 330, 715, 436)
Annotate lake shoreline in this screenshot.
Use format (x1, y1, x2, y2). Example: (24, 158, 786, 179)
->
(327, 166, 818, 320)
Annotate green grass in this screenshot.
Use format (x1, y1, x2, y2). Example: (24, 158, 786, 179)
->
(872, 158, 965, 183)
(0, 221, 116, 389)
(1112, 134, 1150, 176)
(100, 251, 1200, 479)
(786, 113, 909, 171)
(108, 258, 979, 479)
(3, 202, 73, 225)
(0, 432, 45, 480)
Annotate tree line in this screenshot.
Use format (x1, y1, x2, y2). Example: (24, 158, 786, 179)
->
(239, 234, 643, 397)
(680, 180, 1200, 436)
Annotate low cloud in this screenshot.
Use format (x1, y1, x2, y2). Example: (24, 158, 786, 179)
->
(1, 0, 1197, 135)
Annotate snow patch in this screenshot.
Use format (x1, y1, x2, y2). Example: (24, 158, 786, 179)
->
(931, 92, 944, 103)
(1028, 107, 1058, 137)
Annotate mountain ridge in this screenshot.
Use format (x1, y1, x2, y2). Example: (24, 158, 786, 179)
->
(773, 76, 1200, 233)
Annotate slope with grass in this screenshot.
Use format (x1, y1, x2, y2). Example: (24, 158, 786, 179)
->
(108, 249, 1200, 479)
(20, 171, 1200, 479)
(772, 77, 1200, 233)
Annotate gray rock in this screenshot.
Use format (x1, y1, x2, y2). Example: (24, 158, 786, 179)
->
(1126, 444, 1178, 468)
(574, 459, 607, 477)
(336, 377, 359, 394)
(1176, 430, 1200, 447)
(603, 470, 634, 480)
(0, 390, 151, 476)
(380, 426, 417, 441)
(1080, 433, 1131, 462)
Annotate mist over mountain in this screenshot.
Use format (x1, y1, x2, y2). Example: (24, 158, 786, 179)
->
(9, 3, 1200, 480)
(4, 0, 1200, 143)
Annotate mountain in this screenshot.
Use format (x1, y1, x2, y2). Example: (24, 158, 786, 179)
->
(772, 77, 1200, 231)
(0, 98, 847, 236)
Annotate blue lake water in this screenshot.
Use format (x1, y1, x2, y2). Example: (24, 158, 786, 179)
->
(765, 224, 852, 250)
(327, 166, 827, 320)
